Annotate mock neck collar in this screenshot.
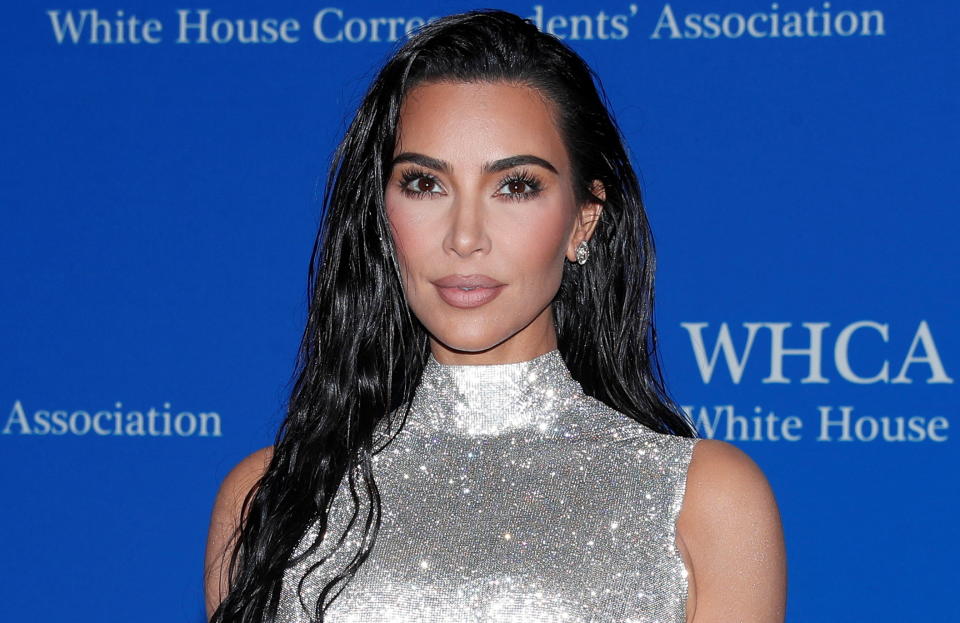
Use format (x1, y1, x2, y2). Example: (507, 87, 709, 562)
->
(404, 348, 585, 437)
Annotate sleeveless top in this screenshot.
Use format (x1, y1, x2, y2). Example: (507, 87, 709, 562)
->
(276, 348, 700, 622)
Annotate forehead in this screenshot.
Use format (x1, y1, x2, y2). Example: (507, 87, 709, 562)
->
(394, 81, 569, 172)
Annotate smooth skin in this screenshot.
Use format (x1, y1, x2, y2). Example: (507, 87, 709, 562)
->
(204, 81, 787, 622)
(385, 81, 599, 365)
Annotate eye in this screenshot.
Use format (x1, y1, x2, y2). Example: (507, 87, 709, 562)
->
(494, 169, 544, 202)
(397, 168, 444, 199)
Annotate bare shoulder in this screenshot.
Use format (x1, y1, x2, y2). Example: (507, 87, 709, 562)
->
(685, 439, 775, 506)
(217, 445, 275, 508)
(678, 439, 787, 622)
(204, 445, 274, 620)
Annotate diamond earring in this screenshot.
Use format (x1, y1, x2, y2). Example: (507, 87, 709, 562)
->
(575, 240, 590, 265)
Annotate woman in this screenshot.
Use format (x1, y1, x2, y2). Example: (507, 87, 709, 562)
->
(205, 9, 786, 623)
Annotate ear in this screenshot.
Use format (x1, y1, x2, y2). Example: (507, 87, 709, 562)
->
(566, 179, 606, 262)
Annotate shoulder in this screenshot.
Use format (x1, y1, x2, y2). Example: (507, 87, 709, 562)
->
(684, 438, 774, 506)
(217, 445, 274, 506)
(208, 445, 274, 539)
(204, 445, 274, 619)
(679, 439, 782, 540)
(678, 439, 787, 621)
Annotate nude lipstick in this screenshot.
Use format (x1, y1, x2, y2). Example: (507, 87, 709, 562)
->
(432, 274, 505, 309)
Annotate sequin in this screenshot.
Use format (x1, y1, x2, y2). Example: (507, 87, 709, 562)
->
(277, 349, 699, 622)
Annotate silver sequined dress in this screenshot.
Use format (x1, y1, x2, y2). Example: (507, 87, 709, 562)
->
(276, 348, 700, 622)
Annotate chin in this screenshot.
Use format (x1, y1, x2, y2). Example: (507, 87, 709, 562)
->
(433, 336, 505, 355)
(428, 324, 515, 355)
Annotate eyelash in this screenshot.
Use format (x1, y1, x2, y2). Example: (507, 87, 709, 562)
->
(396, 167, 544, 202)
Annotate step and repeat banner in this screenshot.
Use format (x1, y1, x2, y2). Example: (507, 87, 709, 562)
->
(2, 1, 956, 621)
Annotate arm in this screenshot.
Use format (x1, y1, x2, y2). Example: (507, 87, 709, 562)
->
(679, 439, 787, 623)
(203, 445, 274, 622)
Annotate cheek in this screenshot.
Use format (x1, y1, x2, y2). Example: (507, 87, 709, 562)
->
(499, 201, 574, 280)
(385, 197, 430, 295)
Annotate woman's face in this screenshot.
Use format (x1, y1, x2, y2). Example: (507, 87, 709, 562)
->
(385, 81, 602, 364)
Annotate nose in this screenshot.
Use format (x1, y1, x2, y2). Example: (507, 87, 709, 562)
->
(443, 192, 491, 258)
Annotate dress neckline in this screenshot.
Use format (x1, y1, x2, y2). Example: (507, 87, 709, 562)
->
(406, 347, 586, 437)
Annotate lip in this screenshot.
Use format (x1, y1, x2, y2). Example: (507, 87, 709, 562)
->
(432, 274, 506, 309)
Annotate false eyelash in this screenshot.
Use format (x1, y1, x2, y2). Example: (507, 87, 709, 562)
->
(397, 167, 442, 199)
(396, 167, 546, 201)
(495, 168, 544, 202)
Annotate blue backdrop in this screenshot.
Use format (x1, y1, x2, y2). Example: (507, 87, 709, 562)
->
(2, 1, 956, 621)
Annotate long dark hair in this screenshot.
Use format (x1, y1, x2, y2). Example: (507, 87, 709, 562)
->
(209, 8, 698, 623)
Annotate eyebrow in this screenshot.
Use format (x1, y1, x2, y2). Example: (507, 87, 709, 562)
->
(391, 152, 559, 175)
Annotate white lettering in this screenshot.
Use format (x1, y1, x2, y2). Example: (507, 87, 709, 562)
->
(3, 400, 30, 434)
(683, 320, 951, 384)
(2, 400, 222, 437)
(651, 3, 681, 39)
(177, 9, 300, 44)
(682, 404, 804, 441)
(681, 322, 762, 383)
(892, 320, 954, 384)
(764, 322, 830, 383)
(652, 3, 886, 40)
(834, 321, 889, 383)
(817, 406, 948, 442)
(46, 9, 163, 45)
